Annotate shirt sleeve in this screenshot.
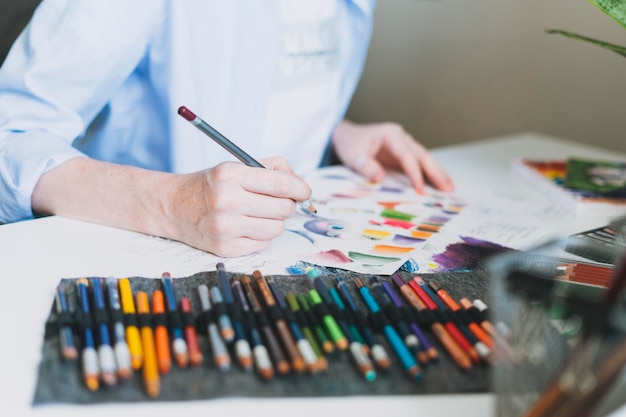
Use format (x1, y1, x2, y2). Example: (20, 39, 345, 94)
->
(0, 0, 165, 222)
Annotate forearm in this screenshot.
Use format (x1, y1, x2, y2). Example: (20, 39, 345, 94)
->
(31, 157, 180, 239)
(30, 156, 315, 257)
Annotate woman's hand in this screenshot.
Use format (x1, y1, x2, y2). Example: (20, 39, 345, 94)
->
(164, 157, 312, 257)
(32, 156, 312, 258)
(331, 119, 454, 193)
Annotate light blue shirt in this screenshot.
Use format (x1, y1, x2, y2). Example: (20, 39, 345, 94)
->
(0, 0, 375, 223)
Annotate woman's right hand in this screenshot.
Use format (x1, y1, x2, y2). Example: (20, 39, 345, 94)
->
(163, 157, 313, 257)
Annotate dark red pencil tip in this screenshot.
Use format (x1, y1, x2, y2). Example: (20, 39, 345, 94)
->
(178, 106, 196, 121)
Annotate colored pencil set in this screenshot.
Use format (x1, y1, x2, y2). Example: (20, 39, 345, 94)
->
(53, 265, 504, 398)
(555, 262, 615, 288)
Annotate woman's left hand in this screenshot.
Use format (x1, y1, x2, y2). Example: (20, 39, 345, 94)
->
(331, 119, 454, 193)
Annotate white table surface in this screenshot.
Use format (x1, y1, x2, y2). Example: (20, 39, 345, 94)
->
(2, 131, 625, 417)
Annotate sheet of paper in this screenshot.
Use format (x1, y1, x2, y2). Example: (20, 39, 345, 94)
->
(117, 234, 293, 275)
(263, 165, 471, 274)
(115, 166, 568, 275)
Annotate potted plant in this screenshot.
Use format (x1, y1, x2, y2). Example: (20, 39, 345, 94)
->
(547, 0, 626, 57)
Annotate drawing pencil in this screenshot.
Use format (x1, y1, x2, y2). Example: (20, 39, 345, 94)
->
(178, 105, 316, 214)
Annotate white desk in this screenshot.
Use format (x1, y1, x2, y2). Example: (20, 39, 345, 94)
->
(2, 132, 625, 417)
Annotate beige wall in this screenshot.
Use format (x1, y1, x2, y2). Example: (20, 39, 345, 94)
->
(347, 0, 626, 152)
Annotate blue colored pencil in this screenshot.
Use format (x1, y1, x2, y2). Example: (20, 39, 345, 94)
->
(76, 278, 100, 391)
(91, 277, 117, 385)
(161, 272, 189, 367)
(354, 277, 422, 381)
(55, 283, 78, 361)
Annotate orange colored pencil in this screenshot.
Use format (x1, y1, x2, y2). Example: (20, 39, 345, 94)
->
(409, 277, 481, 364)
(391, 275, 472, 371)
(429, 280, 494, 350)
(151, 290, 172, 374)
(135, 291, 160, 398)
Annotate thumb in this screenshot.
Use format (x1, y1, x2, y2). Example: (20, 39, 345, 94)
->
(352, 155, 386, 183)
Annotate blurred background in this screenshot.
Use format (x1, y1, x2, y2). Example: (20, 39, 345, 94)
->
(347, 0, 626, 151)
(1, 0, 624, 152)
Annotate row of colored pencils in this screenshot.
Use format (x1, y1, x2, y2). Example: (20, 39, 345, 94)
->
(54, 266, 505, 398)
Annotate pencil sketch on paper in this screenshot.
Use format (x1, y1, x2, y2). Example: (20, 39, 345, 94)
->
(264, 165, 469, 274)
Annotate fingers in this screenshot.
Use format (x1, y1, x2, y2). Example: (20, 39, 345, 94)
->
(210, 161, 312, 207)
(202, 215, 286, 257)
(374, 123, 454, 193)
(168, 162, 313, 258)
(418, 150, 455, 192)
(353, 154, 386, 183)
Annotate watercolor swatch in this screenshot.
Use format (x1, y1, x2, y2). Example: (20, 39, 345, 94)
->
(266, 166, 468, 274)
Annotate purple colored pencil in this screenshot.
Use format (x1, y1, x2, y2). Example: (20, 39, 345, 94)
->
(382, 280, 439, 362)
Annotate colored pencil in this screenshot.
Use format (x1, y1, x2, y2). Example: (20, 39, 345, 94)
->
(354, 277, 422, 381)
(161, 272, 189, 368)
(178, 105, 316, 214)
(180, 297, 203, 367)
(90, 277, 118, 386)
(151, 290, 172, 374)
(135, 291, 160, 398)
(253, 271, 305, 373)
(198, 284, 231, 372)
(118, 278, 144, 370)
(266, 275, 319, 373)
(285, 292, 328, 372)
(105, 277, 132, 380)
(297, 293, 335, 355)
(76, 278, 100, 391)
(308, 272, 375, 380)
(336, 276, 391, 370)
(54, 283, 78, 361)
(241, 274, 290, 375)
(409, 276, 483, 363)
(392, 274, 471, 371)
(231, 278, 272, 378)
(428, 280, 494, 350)
(369, 277, 426, 364)
(209, 285, 235, 344)
(217, 263, 253, 369)
(381, 279, 438, 363)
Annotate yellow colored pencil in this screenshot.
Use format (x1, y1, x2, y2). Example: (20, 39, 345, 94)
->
(118, 278, 144, 370)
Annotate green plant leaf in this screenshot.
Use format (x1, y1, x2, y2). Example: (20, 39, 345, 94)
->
(589, 0, 626, 29)
(546, 29, 626, 58)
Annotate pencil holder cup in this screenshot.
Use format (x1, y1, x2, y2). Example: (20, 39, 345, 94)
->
(487, 218, 626, 417)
